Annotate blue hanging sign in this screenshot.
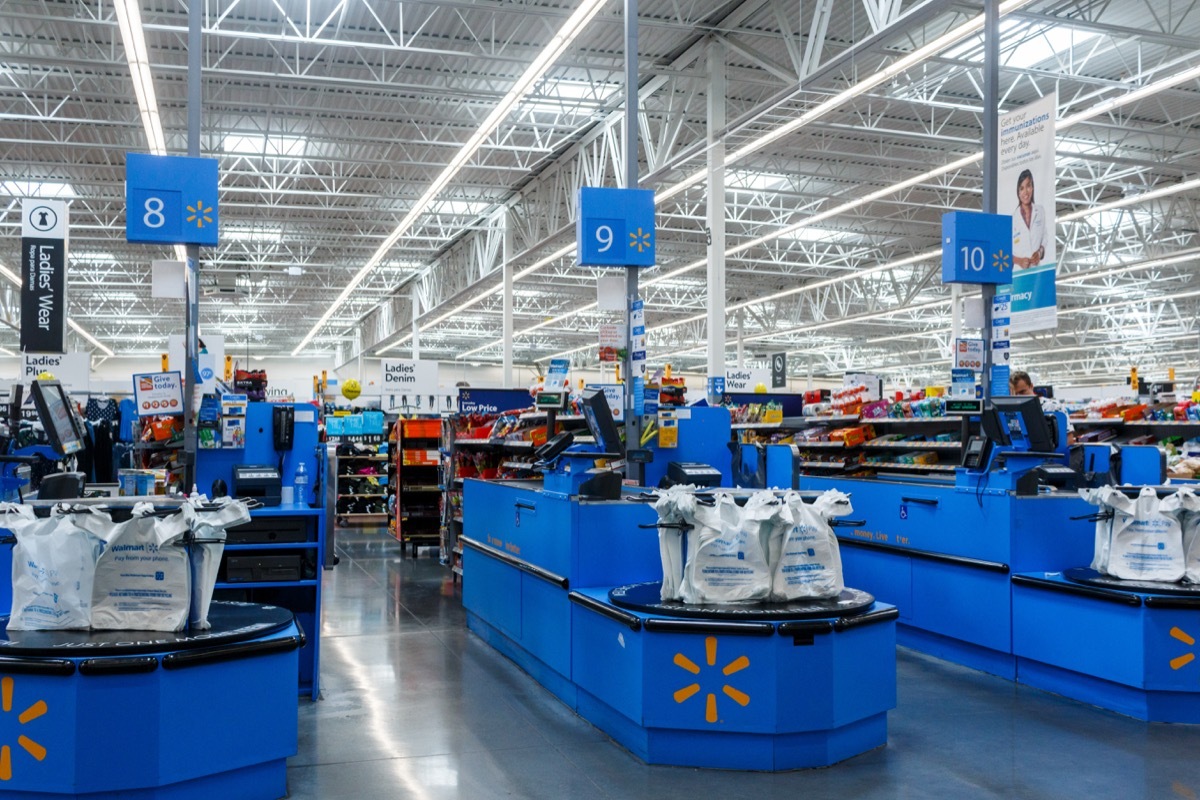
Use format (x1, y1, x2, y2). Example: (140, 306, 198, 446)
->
(125, 153, 220, 246)
(576, 187, 656, 267)
(941, 211, 1011, 285)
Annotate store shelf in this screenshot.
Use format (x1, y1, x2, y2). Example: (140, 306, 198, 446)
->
(400, 486, 442, 492)
(500, 461, 539, 470)
(518, 412, 584, 421)
(796, 460, 852, 469)
(1126, 419, 1200, 426)
(862, 440, 961, 450)
(452, 566, 464, 576)
(134, 441, 183, 451)
(453, 438, 537, 449)
(340, 513, 389, 519)
(1071, 418, 1127, 426)
(215, 580, 319, 590)
(401, 512, 440, 520)
(805, 415, 861, 424)
(336, 455, 390, 461)
(869, 417, 958, 425)
(793, 441, 847, 449)
(337, 493, 388, 498)
(225, 542, 321, 551)
(452, 513, 463, 523)
(860, 461, 957, 473)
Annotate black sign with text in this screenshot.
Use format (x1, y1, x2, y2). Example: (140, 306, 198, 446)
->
(20, 237, 67, 353)
(770, 352, 787, 389)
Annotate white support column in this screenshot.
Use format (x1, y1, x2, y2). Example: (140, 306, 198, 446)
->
(706, 38, 727, 391)
(503, 211, 514, 388)
(951, 284, 962, 343)
(736, 310, 745, 368)
(411, 286, 421, 360)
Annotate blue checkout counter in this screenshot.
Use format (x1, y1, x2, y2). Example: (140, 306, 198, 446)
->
(1011, 568, 1200, 722)
(789, 409, 1097, 679)
(462, 471, 899, 770)
(0, 601, 301, 799)
(197, 402, 326, 700)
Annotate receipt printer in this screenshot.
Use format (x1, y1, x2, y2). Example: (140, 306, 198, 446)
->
(234, 464, 282, 506)
(665, 461, 723, 488)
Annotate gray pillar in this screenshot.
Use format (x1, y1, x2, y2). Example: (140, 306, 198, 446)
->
(411, 287, 421, 360)
(622, 0, 643, 480)
(183, 0, 202, 488)
(980, 0, 999, 399)
(503, 212, 514, 387)
(706, 38, 727, 395)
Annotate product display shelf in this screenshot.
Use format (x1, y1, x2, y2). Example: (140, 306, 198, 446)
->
(395, 416, 444, 558)
(443, 407, 591, 578)
(334, 440, 392, 529)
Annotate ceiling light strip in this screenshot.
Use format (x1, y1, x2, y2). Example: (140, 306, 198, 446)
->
(293, 0, 609, 356)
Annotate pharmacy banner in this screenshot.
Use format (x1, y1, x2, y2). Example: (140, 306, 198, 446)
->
(998, 91, 1057, 333)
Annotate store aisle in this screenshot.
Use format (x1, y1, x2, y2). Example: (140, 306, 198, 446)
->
(287, 531, 1200, 800)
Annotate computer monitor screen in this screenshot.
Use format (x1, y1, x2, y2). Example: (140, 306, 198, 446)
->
(580, 388, 623, 456)
(31, 380, 85, 458)
(985, 396, 1056, 452)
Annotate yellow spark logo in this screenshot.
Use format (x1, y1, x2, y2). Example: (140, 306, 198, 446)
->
(1170, 626, 1196, 671)
(629, 227, 652, 253)
(186, 199, 214, 229)
(0, 677, 48, 780)
(993, 250, 1011, 272)
(672, 636, 750, 724)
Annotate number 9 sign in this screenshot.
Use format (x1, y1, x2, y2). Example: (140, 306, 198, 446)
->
(576, 186, 655, 267)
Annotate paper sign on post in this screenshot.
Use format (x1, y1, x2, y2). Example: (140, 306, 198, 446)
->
(132, 371, 184, 417)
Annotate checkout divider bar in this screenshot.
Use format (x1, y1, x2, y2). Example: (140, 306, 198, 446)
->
(837, 536, 1010, 574)
(568, 592, 642, 631)
(459, 536, 570, 589)
(1009, 574, 1143, 607)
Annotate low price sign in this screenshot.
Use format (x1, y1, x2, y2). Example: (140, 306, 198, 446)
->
(132, 371, 184, 417)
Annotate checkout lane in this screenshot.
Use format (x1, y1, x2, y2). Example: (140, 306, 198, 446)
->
(460, 389, 900, 770)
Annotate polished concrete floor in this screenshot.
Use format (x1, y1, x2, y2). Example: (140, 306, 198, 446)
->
(287, 530, 1200, 799)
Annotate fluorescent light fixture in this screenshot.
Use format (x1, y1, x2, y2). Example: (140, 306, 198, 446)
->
(291, 0, 610, 356)
(0, 180, 76, 199)
(431, 201, 491, 217)
(67, 320, 116, 357)
(113, 0, 166, 155)
(1059, 177, 1200, 223)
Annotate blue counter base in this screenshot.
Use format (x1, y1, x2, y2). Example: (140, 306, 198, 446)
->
(1012, 572, 1200, 723)
(577, 688, 886, 771)
(466, 611, 577, 708)
(1015, 659, 1200, 724)
(897, 625, 1015, 680)
(0, 759, 287, 800)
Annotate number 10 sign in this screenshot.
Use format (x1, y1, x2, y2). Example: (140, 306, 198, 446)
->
(576, 187, 656, 267)
(125, 153, 220, 247)
(941, 211, 1011, 285)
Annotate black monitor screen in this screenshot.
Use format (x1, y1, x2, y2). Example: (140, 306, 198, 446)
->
(580, 388, 623, 456)
(31, 380, 85, 458)
(985, 396, 1056, 452)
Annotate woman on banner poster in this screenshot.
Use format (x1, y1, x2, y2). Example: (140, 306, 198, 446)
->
(1011, 168, 1047, 269)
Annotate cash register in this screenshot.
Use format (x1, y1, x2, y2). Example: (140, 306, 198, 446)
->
(233, 464, 282, 506)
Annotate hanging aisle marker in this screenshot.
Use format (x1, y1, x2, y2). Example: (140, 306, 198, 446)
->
(125, 153, 220, 246)
(576, 187, 656, 267)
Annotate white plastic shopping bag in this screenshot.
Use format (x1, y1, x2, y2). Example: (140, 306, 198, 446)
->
(1175, 487, 1200, 583)
(89, 503, 192, 631)
(183, 497, 250, 629)
(654, 485, 696, 602)
(1102, 487, 1185, 582)
(769, 490, 849, 601)
(6, 505, 104, 630)
(1080, 487, 1118, 574)
(681, 493, 770, 604)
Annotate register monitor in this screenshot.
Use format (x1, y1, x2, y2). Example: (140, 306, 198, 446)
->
(30, 380, 85, 458)
(580, 388, 623, 456)
(982, 396, 1057, 453)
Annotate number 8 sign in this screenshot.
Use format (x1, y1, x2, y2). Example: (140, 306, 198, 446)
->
(125, 153, 220, 247)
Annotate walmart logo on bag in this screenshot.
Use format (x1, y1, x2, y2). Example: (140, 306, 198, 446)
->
(672, 637, 751, 724)
(0, 677, 48, 780)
